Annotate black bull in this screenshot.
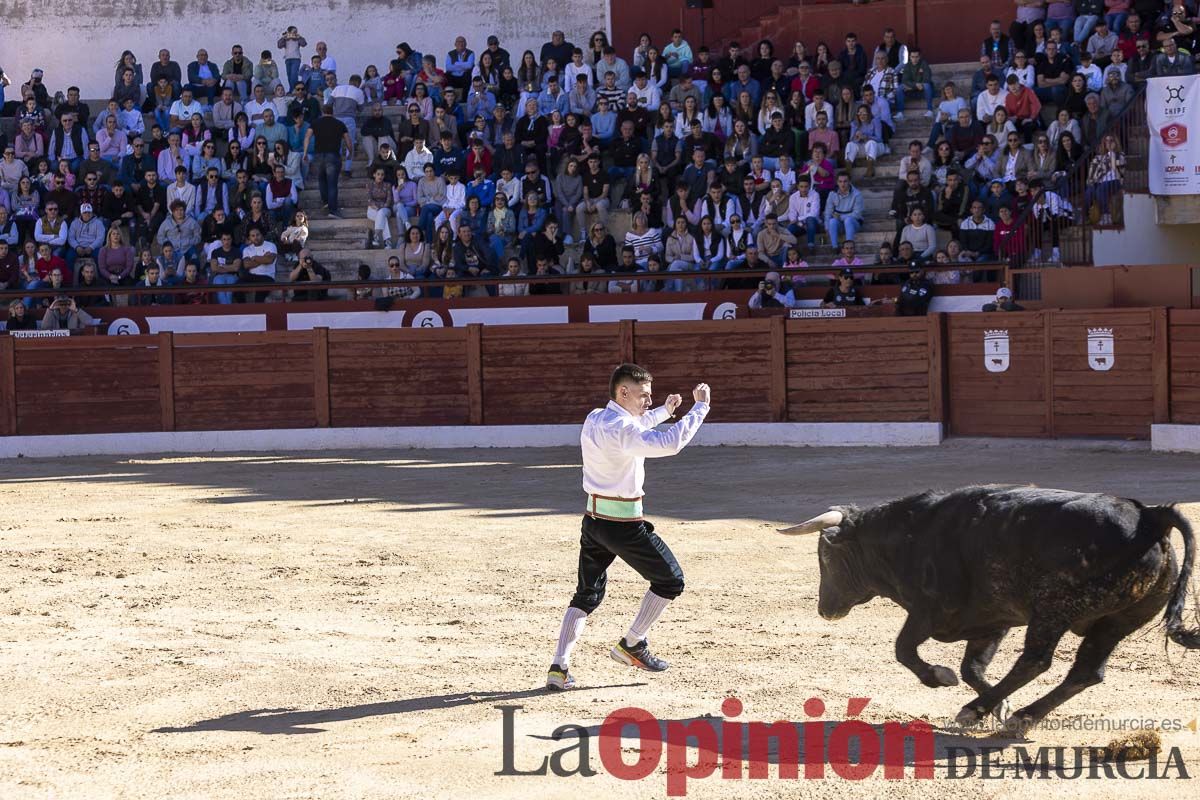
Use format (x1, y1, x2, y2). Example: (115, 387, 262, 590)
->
(780, 485, 1200, 731)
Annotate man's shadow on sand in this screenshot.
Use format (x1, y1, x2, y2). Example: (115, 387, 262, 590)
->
(151, 683, 648, 735)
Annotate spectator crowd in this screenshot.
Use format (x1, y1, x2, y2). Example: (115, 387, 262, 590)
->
(0, 1, 1165, 323)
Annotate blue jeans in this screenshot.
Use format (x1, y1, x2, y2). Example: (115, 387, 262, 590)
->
(212, 272, 238, 304)
(896, 82, 935, 112)
(489, 234, 508, 265)
(314, 152, 341, 212)
(607, 166, 636, 201)
(1035, 85, 1067, 105)
(419, 203, 444, 241)
(186, 82, 218, 106)
(223, 79, 249, 100)
(825, 215, 860, 249)
(789, 218, 820, 248)
(1044, 16, 1074, 36)
(335, 116, 357, 173)
(285, 58, 301, 91)
(1073, 15, 1099, 44)
(1105, 13, 1128, 36)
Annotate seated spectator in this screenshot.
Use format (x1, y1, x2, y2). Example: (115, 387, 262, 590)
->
(822, 268, 866, 308)
(132, 262, 173, 306)
(845, 105, 888, 176)
(67, 203, 104, 266)
(824, 171, 863, 250)
(5, 298, 37, 330)
(982, 286, 1025, 311)
(496, 256, 529, 296)
(41, 295, 96, 328)
(900, 208, 938, 260)
(899, 47, 936, 118)
(748, 271, 794, 309)
(288, 249, 331, 301)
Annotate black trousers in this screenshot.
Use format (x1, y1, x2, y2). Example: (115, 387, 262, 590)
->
(569, 514, 685, 614)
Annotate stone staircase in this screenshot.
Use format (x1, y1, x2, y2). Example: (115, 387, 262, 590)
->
(298, 61, 982, 280)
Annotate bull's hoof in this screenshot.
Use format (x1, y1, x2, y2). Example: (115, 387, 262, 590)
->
(926, 665, 959, 687)
(955, 706, 984, 727)
(992, 699, 1012, 724)
(1000, 712, 1034, 739)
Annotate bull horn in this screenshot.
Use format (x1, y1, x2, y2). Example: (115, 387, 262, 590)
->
(777, 510, 844, 535)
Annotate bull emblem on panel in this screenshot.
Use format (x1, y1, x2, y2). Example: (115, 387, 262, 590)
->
(1087, 327, 1115, 371)
(983, 329, 1009, 373)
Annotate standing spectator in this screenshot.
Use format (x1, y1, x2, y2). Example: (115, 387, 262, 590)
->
(894, 264, 935, 315)
(330, 76, 364, 175)
(304, 105, 351, 218)
(277, 26, 308, 90)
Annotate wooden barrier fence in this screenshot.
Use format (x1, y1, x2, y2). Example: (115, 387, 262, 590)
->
(0, 309, 1196, 440)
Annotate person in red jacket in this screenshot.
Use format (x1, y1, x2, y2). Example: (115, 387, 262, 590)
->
(1003, 74, 1042, 143)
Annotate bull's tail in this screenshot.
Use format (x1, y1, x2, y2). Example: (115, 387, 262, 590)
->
(1153, 504, 1200, 649)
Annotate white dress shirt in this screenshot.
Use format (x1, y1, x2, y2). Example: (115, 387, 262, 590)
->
(581, 400, 710, 503)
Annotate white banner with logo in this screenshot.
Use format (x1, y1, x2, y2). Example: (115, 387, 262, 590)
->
(1148, 75, 1200, 195)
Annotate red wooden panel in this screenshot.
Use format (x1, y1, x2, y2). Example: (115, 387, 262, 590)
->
(948, 313, 1048, 437)
(1050, 310, 1153, 440)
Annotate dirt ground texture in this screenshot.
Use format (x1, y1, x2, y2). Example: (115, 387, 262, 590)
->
(0, 441, 1198, 799)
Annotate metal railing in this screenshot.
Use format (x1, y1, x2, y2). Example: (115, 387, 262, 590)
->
(1007, 85, 1148, 300)
(1, 261, 1005, 320)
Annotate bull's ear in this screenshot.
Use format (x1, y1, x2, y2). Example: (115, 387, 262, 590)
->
(820, 526, 848, 545)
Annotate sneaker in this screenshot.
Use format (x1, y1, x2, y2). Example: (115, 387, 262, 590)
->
(610, 638, 669, 672)
(924, 110, 934, 119)
(546, 664, 576, 690)
(328, 210, 342, 219)
(894, 112, 905, 120)
(1050, 247, 1061, 263)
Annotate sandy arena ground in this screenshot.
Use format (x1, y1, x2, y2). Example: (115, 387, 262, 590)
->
(0, 440, 1198, 799)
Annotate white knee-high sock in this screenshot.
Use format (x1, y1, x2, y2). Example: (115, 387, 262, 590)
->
(624, 590, 671, 647)
(553, 607, 588, 668)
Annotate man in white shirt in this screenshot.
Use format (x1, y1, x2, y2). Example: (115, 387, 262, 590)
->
(168, 88, 203, 132)
(547, 364, 711, 690)
(243, 84, 274, 125)
(784, 175, 822, 249)
(238, 226, 277, 302)
(974, 75, 1008, 123)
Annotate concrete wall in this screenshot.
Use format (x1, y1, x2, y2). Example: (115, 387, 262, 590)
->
(1092, 193, 1200, 266)
(1, 0, 608, 100)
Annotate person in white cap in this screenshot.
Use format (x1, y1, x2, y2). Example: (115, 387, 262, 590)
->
(982, 286, 1024, 312)
(547, 363, 710, 690)
(67, 203, 105, 268)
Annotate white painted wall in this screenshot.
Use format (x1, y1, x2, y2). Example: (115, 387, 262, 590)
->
(1092, 193, 1200, 266)
(1, 1, 608, 100)
(0, 423, 945, 459)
